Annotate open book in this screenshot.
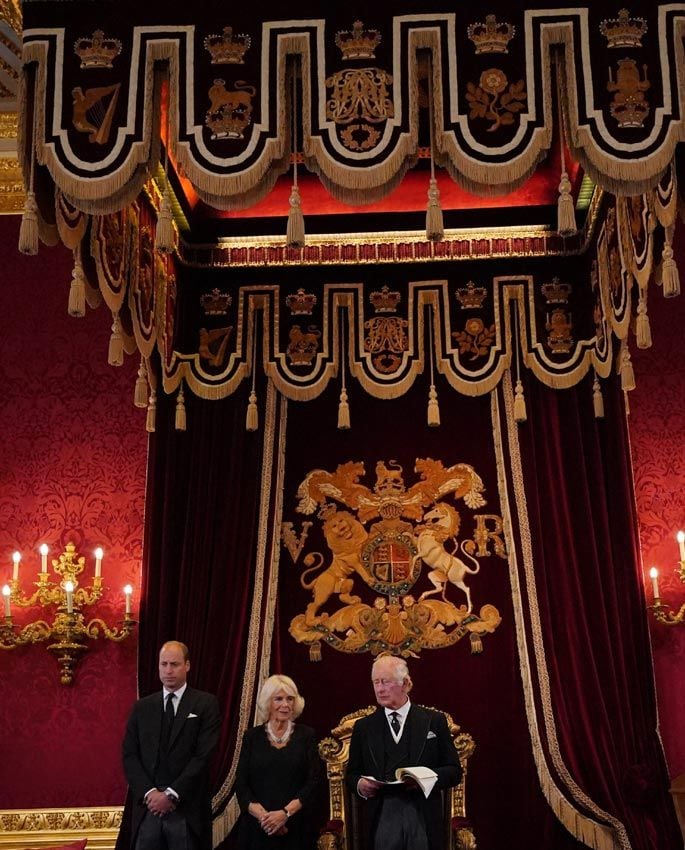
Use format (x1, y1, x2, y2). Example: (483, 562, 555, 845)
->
(362, 766, 438, 799)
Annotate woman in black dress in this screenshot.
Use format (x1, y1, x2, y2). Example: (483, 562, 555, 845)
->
(235, 674, 320, 849)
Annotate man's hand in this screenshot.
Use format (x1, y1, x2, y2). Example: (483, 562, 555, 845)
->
(145, 789, 176, 817)
(358, 777, 384, 798)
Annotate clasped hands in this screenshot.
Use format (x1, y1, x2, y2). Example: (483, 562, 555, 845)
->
(145, 789, 176, 818)
(250, 804, 288, 837)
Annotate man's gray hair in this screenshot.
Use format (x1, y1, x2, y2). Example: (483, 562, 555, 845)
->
(372, 655, 410, 684)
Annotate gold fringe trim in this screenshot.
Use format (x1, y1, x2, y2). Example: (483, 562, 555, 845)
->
(212, 383, 282, 843)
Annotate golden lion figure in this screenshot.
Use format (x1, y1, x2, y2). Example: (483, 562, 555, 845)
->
(300, 509, 369, 625)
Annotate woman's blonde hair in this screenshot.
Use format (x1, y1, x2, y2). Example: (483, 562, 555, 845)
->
(256, 674, 305, 723)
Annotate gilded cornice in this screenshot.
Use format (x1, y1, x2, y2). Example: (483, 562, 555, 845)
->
(0, 0, 21, 38)
(0, 155, 24, 213)
(0, 807, 122, 850)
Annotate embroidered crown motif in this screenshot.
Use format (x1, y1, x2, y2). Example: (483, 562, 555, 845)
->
(599, 9, 648, 49)
(455, 281, 487, 310)
(204, 26, 251, 64)
(369, 285, 400, 313)
(200, 288, 232, 316)
(541, 278, 572, 304)
(466, 15, 516, 55)
(74, 30, 123, 69)
(285, 288, 317, 315)
(335, 20, 382, 61)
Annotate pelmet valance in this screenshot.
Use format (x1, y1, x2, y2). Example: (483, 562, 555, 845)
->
(19, 2, 685, 212)
(75, 170, 676, 415)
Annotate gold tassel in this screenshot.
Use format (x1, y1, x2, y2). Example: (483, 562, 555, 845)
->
(18, 190, 39, 255)
(557, 171, 577, 237)
(67, 250, 86, 317)
(620, 342, 636, 392)
(427, 384, 440, 427)
(246, 389, 258, 432)
(309, 641, 322, 662)
(146, 390, 157, 433)
(286, 184, 305, 248)
(107, 312, 124, 366)
(134, 358, 148, 408)
(592, 374, 604, 419)
(636, 294, 652, 349)
(337, 387, 351, 430)
(514, 379, 527, 424)
(660, 235, 680, 298)
(426, 177, 444, 242)
(155, 187, 175, 254)
(469, 632, 483, 654)
(175, 383, 186, 431)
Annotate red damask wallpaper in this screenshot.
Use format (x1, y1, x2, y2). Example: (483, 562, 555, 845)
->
(0, 219, 147, 807)
(630, 226, 685, 780)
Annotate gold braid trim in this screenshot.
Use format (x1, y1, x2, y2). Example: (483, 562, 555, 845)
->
(495, 373, 631, 849)
(211, 380, 280, 843)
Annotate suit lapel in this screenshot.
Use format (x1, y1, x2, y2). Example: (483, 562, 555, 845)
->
(407, 705, 430, 765)
(366, 708, 386, 775)
(169, 687, 193, 749)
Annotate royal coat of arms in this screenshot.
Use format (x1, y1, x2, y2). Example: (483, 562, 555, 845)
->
(283, 458, 504, 660)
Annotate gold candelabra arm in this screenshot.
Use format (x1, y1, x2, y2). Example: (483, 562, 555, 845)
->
(84, 615, 137, 642)
(74, 580, 104, 607)
(0, 617, 52, 648)
(9, 576, 58, 607)
(651, 600, 685, 626)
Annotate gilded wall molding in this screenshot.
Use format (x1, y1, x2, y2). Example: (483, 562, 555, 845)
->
(0, 0, 21, 38)
(0, 807, 123, 850)
(0, 155, 24, 213)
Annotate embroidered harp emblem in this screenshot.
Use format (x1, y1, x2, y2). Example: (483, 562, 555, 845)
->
(71, 83, 121, 145)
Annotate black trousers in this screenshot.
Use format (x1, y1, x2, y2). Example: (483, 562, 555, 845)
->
(134, 810, 198, 850)
(373, 793, 429, 850)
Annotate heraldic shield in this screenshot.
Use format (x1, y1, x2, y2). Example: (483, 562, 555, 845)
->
(284, 458, 505, 660)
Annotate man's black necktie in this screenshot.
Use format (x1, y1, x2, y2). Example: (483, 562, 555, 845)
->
(162, 692, 175, 749)
(390, 711, 401, 736)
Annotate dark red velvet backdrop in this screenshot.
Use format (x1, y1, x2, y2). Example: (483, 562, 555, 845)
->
(502, 370, 681, 848)
(273, 376, 586, 850)
(0, 218, 146, 808)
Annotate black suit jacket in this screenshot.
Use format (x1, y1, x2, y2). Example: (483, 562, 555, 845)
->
(346, 704, 462, 850)
(122, 686, 221, 850)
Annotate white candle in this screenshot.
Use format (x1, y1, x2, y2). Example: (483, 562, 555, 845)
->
(94, 547, 104, 578)
(39, 544, 48, 573)
(649, 567, 660, 600)
(677, 530, 685, 562)
(2, 584, 10, 617)
(124, 584, 133, 615)
(12, 551, 20, 581)
(65, 580, 74, 614)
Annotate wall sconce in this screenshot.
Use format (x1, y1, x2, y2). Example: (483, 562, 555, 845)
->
(1, 542, 136, 684)
(649, 531, 685, 626)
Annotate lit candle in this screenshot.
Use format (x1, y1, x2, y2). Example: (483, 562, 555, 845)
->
(12, 551, 20, 581)
(2, 584, 10, 617)
(39, 544, 48, 573)
(124, 584, 133, 616)
(94, 547, 104, 578)
(677, 530, 685, 563)
(649, 567, 660, 600)
(64, 580, 74, 614)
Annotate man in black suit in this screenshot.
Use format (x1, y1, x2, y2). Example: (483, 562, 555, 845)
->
(122, 641, 221, 850)
(346, 656, 462, 850)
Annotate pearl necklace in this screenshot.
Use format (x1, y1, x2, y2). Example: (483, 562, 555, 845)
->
(266, 720, 293, 745)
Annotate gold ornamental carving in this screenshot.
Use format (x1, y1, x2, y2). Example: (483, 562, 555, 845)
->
(286, 458, 504, 660)
(0, 806, 122, 850)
